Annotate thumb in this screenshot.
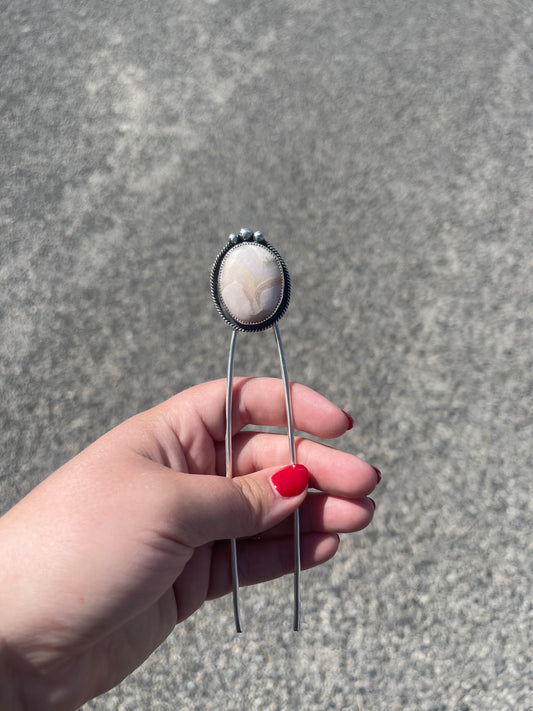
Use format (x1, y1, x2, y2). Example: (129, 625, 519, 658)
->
(169, 464, 309, 547)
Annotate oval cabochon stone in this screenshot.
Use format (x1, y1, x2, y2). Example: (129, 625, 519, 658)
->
(219, 243, 284, 325)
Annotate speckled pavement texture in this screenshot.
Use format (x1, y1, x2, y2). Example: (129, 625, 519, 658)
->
(1, 1, 531, 709)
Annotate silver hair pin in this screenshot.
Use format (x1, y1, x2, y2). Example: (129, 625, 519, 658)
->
(210, 228, 301, 632)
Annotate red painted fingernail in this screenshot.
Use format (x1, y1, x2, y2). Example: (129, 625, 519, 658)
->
(372, 466, 382, 483)
(342, 411, 354, 430)
(369, 497, 376, 511)
(271, 464, 309, 498)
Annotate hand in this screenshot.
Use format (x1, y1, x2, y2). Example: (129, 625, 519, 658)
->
(0, 378, 379, 711)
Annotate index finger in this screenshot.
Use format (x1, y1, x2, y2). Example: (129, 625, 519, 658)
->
(170, 377, 352, 442)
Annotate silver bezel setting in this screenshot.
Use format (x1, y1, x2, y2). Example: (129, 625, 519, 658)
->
(210, 230, 291, 332)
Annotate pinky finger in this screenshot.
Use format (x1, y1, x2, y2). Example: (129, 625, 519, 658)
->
(206, 533, 339, 601)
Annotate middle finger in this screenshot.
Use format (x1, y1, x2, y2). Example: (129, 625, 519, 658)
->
(215, 431, 380, 498)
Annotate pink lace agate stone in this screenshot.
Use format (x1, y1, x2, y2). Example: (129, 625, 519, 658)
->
(219, 242, 284, 325)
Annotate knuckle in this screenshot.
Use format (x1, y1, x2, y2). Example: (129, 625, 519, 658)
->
(233, 476, 265, 533)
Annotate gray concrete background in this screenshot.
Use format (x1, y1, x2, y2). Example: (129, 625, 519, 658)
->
(1, 1, 531, 709)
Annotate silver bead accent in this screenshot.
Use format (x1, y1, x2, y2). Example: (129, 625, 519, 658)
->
(253, 231, 265, 242)
(239, 228, 253, 241)
(228, 233, 241, 244)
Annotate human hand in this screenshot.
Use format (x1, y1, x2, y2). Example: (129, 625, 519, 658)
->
(0, 378, 379, 710)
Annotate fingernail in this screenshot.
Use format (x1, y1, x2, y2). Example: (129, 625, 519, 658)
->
(342, 411, 354, 430)
(271, 464, 309, 498)
(369, 497, 376, 511)
(371, 466, 381, 484)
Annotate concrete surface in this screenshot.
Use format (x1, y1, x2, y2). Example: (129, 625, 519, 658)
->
(1, 1, 531, 709)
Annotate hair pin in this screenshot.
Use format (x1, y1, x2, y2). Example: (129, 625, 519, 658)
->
(211, 228, 301, 632)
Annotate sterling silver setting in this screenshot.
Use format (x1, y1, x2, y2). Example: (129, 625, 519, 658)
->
(210, 231, 291, 333)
